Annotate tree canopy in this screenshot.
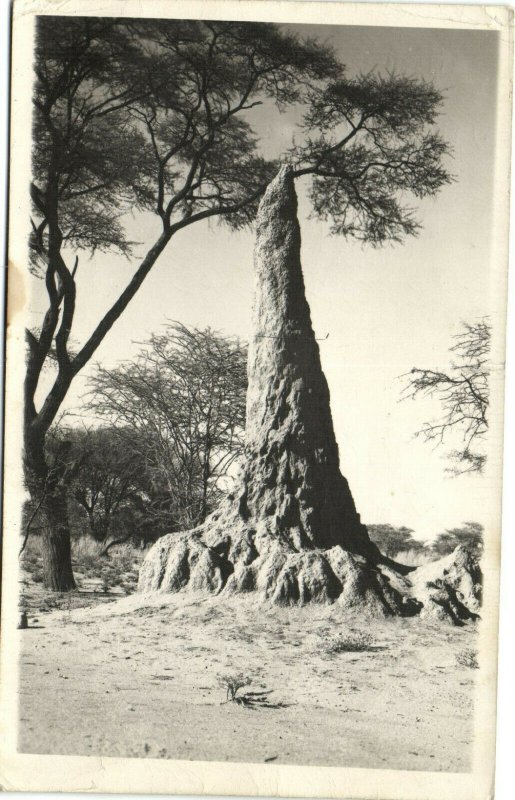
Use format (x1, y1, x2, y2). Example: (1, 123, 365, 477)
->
(431, 522, 484, 557)
(87, 323, 247, 529)
(291, 73, 450, 243)
(367, 524, 426, 558)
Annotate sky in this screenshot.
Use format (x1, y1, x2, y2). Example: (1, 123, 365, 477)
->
(29, 23, 502, 543)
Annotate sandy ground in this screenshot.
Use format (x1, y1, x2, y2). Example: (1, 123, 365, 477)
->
(17, 591, 478, 772)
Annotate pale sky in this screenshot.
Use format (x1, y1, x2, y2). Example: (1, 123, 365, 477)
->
(30, 24, 502, 543)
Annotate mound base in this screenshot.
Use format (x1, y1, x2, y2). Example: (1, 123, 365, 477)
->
(138, 506, 480, 623)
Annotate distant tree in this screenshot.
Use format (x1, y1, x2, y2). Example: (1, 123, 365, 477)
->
(67, 427, 144, 545)
(367, 523, 426, 558)
(402, 319, 490, 474)
(26, 18, 451, 589)
(88, 323, 247, 529)
(21, 423, 175, 554)
(431, 521, 484, 558)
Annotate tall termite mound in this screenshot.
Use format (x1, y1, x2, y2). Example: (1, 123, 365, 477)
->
(138, 166, 481, 622)
(240, 163, 378, 557)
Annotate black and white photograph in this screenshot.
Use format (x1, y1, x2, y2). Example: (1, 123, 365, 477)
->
(0, 2, 512, 798)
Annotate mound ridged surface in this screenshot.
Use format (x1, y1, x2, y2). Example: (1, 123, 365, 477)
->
(138, 501, 418, 615)
(139, 522, 481, 623)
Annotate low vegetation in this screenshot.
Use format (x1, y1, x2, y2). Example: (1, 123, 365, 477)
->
(456, 648, 479, 669)
(19, 517, 484, 620)
(217, 672, 253, 703)
(368, 522, 484, 564)
(19, 536, 148, 617)
(323, 630, 375, 654)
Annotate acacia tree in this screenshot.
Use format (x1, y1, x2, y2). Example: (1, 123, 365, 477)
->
(367, 524, 427, 559)
(64, 426, 177, 553)
(21, 424, 147, 551)
(26, 17, 451, 590)
(67, 427, 145, 545)
(88, 324, 247, 529)
(402, 319, 490, 473)
(432, 521, 484, 557)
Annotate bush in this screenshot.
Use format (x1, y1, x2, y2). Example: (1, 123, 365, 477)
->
(367, 524, 428, 560)
(432, 523, 483, 559)
(324, 630, 374, 654)
(22, 534, 144, 594)
(456, 648, 479, 669)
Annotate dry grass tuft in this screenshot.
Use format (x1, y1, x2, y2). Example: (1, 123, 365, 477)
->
(323, 630, 375, 654)
(19, 536, 150, 615)
(394, 548, 436, 568)
(455, 648, 479, 669)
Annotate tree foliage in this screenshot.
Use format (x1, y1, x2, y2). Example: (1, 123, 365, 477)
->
(290, 72, 451, 244)
(367, 523, 426, 558)
(87, 323, 247, 529)
(22, 423, 149, 550)
(66, 427, 145, 544)
(431, 522, 484, 557)
(402, 319, 490, 474)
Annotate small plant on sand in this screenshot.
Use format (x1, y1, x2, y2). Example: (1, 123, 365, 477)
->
(324, 630, 374, 654)
(456, 648, 479, 669)
(217, 672, 252, 703)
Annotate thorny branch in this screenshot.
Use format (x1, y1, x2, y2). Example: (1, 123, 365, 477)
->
(401, 319, 490, 474)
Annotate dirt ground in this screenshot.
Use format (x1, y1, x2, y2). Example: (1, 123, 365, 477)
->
(17, 588, 478, 772)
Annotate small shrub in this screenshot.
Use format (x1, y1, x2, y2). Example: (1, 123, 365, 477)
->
(41, 595, 64, 611)
(324, 630, 374, 654)
(19, 595, 29, 617)
(217, 672, 252, 703)
(111, 544, 135, 572)
(456, 648, 479, 669)
(21, 555, 39, 571)
(72, 537, 143, 583)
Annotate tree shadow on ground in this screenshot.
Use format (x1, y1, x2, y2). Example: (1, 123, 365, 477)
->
(228, 691, 290, 710)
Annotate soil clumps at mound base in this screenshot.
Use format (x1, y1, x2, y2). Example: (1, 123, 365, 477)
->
(138, 166, 481, 623)
(408, 546, 481, 624)
(138, 508, 481, 623)
(138, 501, 418, 615)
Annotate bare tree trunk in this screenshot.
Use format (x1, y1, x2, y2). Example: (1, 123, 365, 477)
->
(40, 491, 76, 591)
(24, 427, 76, 591)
